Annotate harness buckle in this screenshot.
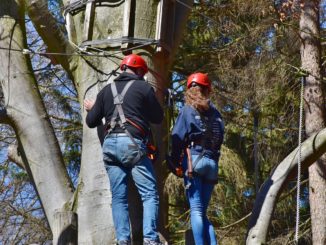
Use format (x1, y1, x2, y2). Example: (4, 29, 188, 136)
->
(113, 94, 124, 105)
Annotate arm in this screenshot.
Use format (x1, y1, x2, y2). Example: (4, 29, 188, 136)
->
(170, 108, 188, 163)
(85, 92, 104, 128)
(171, 106, 205, 161)
(84, 98, 105, 144)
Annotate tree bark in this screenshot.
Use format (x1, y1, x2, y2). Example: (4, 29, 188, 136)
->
(25, 0, 76, 79)
(246, 127, 326, 244)
(0, 0, 74, 234)
(53, 211, 78, 245)
(3, 0, 192, 243)
(7, 143, 25, 170)
(300, 1, 326, 244)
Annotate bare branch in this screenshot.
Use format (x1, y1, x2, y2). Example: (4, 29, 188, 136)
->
(25, 0, 76, 79)
(7, 144, 25, 170)
(247, 127, 326, 244)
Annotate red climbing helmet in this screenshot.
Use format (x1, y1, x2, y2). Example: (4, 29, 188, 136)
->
(187, 72, 211, 91)
(120, 54, 148, 74)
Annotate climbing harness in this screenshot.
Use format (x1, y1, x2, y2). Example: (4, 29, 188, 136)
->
(295, 76, 305, 243)
(106, 80, 158, 165)
(187, 109, 222, 177)
(106, 80, 145, 165)
(166, 106, 223, 184)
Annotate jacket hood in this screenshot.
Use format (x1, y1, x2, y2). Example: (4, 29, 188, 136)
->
(114, 72, 144, 82)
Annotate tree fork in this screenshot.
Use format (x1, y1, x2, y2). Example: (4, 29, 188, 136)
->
(53, 211, 78, 245)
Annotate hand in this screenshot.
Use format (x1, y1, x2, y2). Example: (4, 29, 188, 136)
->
(84, 99, 95, 112)
(165, 154, 183, 178)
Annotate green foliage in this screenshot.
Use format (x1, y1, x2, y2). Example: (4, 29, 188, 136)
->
(167, 0, 314, 243)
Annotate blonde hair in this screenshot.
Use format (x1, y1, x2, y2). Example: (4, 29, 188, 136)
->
(185, 86, 210, 112)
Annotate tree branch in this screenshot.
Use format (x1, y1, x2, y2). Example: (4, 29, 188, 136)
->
(7, 144, 25, 170)
(25, 0, 76, 79)
(246, 127, 326, 245)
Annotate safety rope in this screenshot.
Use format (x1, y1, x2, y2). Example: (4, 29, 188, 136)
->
(295, 76, 304, 243)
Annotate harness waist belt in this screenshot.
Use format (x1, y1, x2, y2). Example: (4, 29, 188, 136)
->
(108, 133, 128, 137)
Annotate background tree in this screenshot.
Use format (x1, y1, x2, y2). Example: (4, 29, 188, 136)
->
(1, 0, 326, 244)
(300, 0, 326, 244)
(166, 0, 325, 244)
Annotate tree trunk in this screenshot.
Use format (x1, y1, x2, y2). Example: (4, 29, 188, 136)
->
(0, 0, 74, 235)
(300, 1, 326, 244)
(1, 0, 193, 243)
(246, 127, 326, 244)
(60, 1, 192, 243)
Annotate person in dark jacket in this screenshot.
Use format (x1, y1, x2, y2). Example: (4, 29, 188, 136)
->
(85, 54, 164, 245)
(170, 73, 224, 245)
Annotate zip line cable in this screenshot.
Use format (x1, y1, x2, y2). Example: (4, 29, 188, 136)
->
(295, 76, 304, 243)
(0, 39, 158, 58)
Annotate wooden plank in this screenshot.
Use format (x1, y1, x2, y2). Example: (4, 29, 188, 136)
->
(83, 1, 96, 41)
(121, 0, 132, 50)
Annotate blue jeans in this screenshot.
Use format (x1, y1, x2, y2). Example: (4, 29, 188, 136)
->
(103, 134, 160, 242)
(183, 154, 218, 245)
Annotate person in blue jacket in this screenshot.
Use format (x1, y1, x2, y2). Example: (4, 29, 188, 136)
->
(170, 73, 224, 245)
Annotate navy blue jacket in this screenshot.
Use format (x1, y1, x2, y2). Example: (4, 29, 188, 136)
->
(171, 103, 224, 163)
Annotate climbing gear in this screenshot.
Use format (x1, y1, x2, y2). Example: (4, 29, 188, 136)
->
(147, 143, 158, 162)
(107, 80, 146, 165)
(106, 79, 158, 164)
(120, 54, 148, 74)
(185, 145, 206, 179)
(127, 117, 158, 163)
(186, 147, 193, 178)
(184, 109, 222, 184)
(165, 155, 183, 178)
(187, 72, 211, 91)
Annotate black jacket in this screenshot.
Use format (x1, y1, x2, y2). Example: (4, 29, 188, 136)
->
(86, 72, 164, 140)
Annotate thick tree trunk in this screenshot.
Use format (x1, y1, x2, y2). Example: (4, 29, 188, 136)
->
(300, 1, 326, 244)
(246, 127, 326, 244)
(61, 1, 192, 243)
(18, 0, 192, 243)
(0, 0, 74, 234)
